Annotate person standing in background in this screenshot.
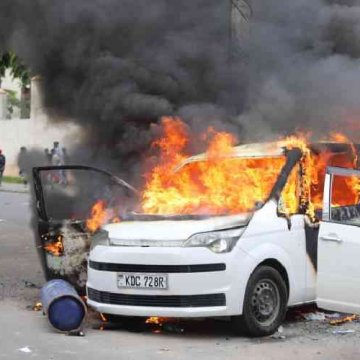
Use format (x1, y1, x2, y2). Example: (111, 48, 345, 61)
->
(18, 147, 28, 186)
(0, 149, 6, 186)
(52, 141, 64, 165)
(51, 141, 66, 185)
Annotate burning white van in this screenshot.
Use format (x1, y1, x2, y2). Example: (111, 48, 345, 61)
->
(83, 139, 360, 337)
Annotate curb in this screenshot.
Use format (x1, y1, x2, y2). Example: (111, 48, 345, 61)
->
(0, 187, 29, 194)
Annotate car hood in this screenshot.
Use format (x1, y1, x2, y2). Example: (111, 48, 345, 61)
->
(103, 213, 251, 243)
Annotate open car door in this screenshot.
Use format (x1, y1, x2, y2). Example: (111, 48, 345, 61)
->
(33, 165, 137, 294)
(317, 166, 360, 314)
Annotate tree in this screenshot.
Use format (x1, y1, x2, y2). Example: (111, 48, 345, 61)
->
(0, 51, 30, 89)
(0, 52, 11, 86)
(0, 52, 31, 118)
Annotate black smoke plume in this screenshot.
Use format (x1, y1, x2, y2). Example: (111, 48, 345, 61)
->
(1, 0, 246, 171)
(3, 0, 360, 284)
(1, 0, 360, 167)
(238, 0, 360, 140)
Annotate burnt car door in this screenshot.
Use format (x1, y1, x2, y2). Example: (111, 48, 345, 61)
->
(33, 165, 137, 294)
(317, 166, 360, 314)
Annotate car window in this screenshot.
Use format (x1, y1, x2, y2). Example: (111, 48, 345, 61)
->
(38, 168, 135, 222)
(330, 174, 360, 226)
(310, 152, 356, 216)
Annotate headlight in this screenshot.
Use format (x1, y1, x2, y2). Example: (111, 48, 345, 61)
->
(184, 227, 246, 253)
(90, 229, 110, 249)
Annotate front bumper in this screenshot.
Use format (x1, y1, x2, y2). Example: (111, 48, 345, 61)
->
(87, 245, 254, 317)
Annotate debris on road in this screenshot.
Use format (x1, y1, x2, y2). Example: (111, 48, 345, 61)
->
(302, 312, 326, 321)
(32, 302, 43, 312)
(332, 329, 356, 335)
(18, 346, 32, 353)
(324, 313, 341, 320)
(67, 330, 85, 337)
(297, 308, 357, 325)
(23, 280, 39, 289)
(329, 315, 358, 326)
(270, 326, 286, 340)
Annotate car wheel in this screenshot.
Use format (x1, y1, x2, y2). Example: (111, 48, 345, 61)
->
(232, 265, 288, 337)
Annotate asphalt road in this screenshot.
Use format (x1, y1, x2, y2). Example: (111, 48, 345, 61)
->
(1, 191, 360, 360)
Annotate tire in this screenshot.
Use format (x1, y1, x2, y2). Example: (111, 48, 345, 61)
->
(231, 266, 288, 337)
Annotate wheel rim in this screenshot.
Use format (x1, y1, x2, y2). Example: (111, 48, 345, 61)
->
(251, 278, 280, 326)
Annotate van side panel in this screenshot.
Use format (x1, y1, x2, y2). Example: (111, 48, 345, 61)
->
(238, 201, 308, 306)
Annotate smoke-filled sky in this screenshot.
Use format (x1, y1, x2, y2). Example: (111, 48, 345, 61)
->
(240, 0, 360, 140)
(1, 0, 360, 160)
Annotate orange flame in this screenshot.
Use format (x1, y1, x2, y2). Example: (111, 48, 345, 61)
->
(33, 302, 43, 312)
(141, 117, 359, 220)
(330, 314, 358, 326)
(86, 117, 360, 227)
(141, 119, 305, 217)
(44, 235, 64, 256)
(86, 200, 122, 233)
(86, 200, 108, 233)
(145, 316, 164, 325)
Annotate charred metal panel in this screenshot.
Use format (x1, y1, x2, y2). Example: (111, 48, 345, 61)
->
(269, 148, 303, 203)
(43, 223, 90, 292)
(33, 165, 137, 294)
(305, 221, 319, 271)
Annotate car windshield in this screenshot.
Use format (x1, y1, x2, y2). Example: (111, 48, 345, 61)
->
(38, 168, 135, 222)
(141, 156, 287, 216)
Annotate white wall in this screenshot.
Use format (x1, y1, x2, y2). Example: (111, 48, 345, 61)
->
(0, 69, 22, 119)
(0, 77, 81, 176)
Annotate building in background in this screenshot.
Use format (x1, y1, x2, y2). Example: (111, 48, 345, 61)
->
(0, 69, 29, 120)
(0, 74, 80, 176)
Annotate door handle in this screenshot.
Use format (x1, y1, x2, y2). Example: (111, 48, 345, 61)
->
(320, 234, 343, 243)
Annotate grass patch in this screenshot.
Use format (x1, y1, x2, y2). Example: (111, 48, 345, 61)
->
(3, 176, 23, 184)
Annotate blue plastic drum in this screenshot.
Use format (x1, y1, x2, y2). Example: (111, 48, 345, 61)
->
(40, 279, 87, 332)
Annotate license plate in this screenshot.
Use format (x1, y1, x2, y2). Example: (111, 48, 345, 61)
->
(117, 273, 168, 290)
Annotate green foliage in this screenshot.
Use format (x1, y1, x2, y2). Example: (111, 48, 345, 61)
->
(0, 51, 30, 88)
(2, 176, 23, 184)
(3, 89, 21, 116)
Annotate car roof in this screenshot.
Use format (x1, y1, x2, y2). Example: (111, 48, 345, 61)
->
(176, 141, 359, 169)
